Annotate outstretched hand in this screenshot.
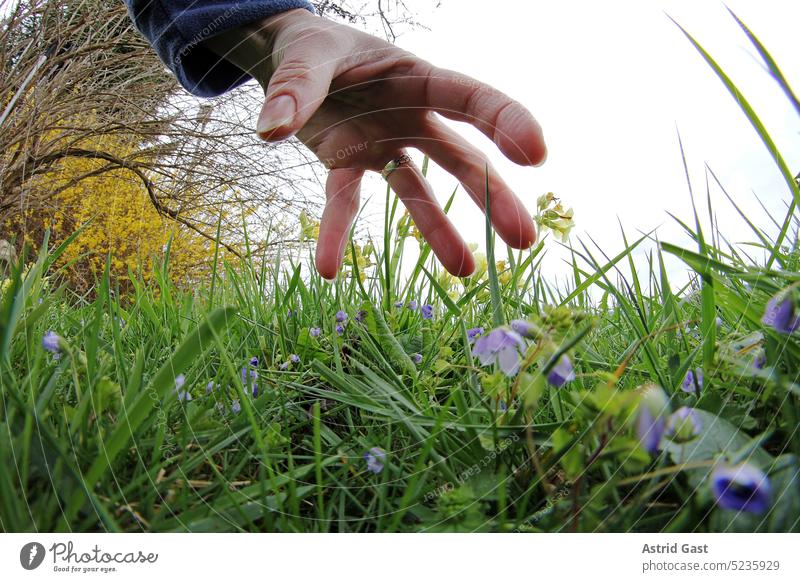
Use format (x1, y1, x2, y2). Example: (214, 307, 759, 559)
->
(204, 8, 547, 279)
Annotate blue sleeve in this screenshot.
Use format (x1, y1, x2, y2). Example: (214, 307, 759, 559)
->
(124, 0, 314, 97)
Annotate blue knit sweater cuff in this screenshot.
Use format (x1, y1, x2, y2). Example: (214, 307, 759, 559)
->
(126, 0, 314, 97)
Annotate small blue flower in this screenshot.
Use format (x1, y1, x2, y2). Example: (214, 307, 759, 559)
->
(635, 384, 670, 456)
(408, 300, 418, 311)
(364, 447, 386, 474)
(762, 292, 799, 334)
(279, 361, 289, 371)
(205, 381, 215, 395)
(412, 353, 423, 364)
(666, 406, 702, 442)
(752, 351, 766, 370)
(421, 305, 434, 320)
(336, 324, 345, 335)
(231, 399, 241, 414)
(510, 319, 537, 338)
(335, 310, 348, 323)
(309, 327, 321, 337)
(681, 368, 703, 394)
(42, 331, 62, 354)
(290, 354, 300, 364)
(175, 375, 192, 402)
(472, 326, 526, 376)
(250, 356, 259, 367)
(547, 354, 576, 387)
(711, 463, 771, 514)
(466, 327, 484, 343)
(287, 309, 294, 318)
(394, 301, 404, 309)
(356, 310, 367, 322)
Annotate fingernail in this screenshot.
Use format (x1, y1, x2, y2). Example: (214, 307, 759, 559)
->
(534, 146, 548, 168)
(257, 94, 296, 137)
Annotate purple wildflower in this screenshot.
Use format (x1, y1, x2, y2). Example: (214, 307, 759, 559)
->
(510, 319, 537, 338)
(408, 300, 418, 311)
(309, 327, 321, 337)
(175, 375, 192, 402)
(752, 350, 766, 370)
(335, 310, 348, 323)
(421, 305, 434, 320)
(666, 406, 702, 442)
(635, 384, 670, 456)
(231, 399, 241, 414)
(290, 354, 300, 364)
(471, 326, 526, 376)
(356, 310, 367, 322)
(250, 356, 259, 367)
(547, 354, 576, 387)
(336, 324, 345, 335)
(762, 293, 799, 334)
(681, 369, 703, 394)
(205, 381, 215, 395)
(42, 331, 62, 354)
(467, 327, 484, 343)
(394, 301, 404, 308)
(279, 362, 289, 371)
(412, 353, 423, 364)
(364, 447, 386, 474)
(711, 463, 771, 514)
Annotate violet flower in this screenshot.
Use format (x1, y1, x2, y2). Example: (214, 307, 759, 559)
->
(421, 305, 434, 320)
(408, 300, 418, 311)
(471, 326, 526, 376)
(42, 331, 62, 355)
(711, 463, 771, 514)
(175, 374, 192, 402)
(335, 310, 348, 323)
(309, 327, 321, 337)
(666, 406, 702, 442)
(412, 353, 423, 364)
(364, 447, 386, 474)
(335, 324, 345, 335)
(762, 292, 799, 334)
(466, 327, 484, 343)
(681, 368, 703, 394)
(635, 384, 670, 455)
(510, 319, 537, 338)
(547, 354, 576, 387)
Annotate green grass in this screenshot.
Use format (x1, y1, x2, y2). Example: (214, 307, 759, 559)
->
(0, 13, 798, 533)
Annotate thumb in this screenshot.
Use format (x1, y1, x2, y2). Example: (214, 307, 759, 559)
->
(256, 41, 339, 141)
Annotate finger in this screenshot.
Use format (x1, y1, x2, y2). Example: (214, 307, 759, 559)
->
(408, 62, 547, 167)
(256, 28, 344, 141)
(316, 168, 364, 279)
(416, 121, 536, 249)
(386, 154, 475, 277)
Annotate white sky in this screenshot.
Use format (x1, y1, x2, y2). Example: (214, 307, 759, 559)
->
(358, 0, 800, 288)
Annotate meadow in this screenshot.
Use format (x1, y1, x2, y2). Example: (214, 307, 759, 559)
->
(0, 15, 798, 533)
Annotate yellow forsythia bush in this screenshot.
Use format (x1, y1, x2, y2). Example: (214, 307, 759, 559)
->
(19, 135, 216, 288)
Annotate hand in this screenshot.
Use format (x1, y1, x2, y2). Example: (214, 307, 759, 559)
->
(203, 8, 547, 279)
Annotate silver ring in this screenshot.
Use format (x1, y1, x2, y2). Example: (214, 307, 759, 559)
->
(380, 153, 413, 180)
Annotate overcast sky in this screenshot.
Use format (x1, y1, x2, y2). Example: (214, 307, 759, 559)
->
(358, 0, 800, 287)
